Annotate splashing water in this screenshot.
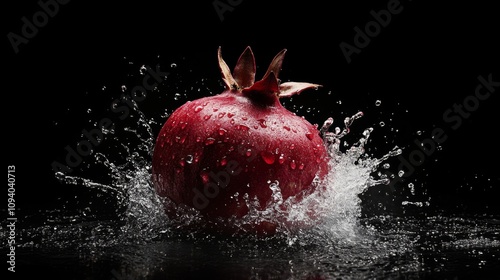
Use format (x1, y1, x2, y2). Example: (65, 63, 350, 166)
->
(48, 95, 412, 263)
(10, 69, 499, 279)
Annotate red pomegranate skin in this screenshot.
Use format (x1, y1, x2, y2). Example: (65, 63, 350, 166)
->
(151, 47, 329, 232)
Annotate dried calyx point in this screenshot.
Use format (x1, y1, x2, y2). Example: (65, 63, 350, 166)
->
(218, 46, 321, 103)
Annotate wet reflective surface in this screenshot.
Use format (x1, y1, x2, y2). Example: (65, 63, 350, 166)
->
(10, 212, 500, 279)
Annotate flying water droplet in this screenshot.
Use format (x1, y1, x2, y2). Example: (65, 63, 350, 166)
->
(375, 100, 382, 106)
(139, 65, 147, 75)
(170, 63, 177, 68)
(200, 171, 210, 184)
(185, 155, 193, 164)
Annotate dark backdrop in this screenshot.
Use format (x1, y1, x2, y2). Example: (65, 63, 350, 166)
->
(5, 0, 499, 219)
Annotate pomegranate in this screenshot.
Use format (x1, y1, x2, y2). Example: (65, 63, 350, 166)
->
(152, 47, 329, 233)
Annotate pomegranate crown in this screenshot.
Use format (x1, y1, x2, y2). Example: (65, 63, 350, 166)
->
(218, 46, 321, 99)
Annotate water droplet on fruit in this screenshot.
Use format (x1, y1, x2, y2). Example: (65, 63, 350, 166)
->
(258, 119, 267, 128)
(305, 132, 314, 140)
(298, 163, 305, 170)
(205, 138, 215, 146)
(290, 160, 297, 170)
(218, 112, 226, 118)
(260, 151, 275, 165)
(242, 117, 248, 121)
(236, 125, 249, 132)
(179, 135, 187, 144)
(218, 128, 227, 136)
(227, 112, 234, 118)
(283, 126, 290, 131)
(289, 144, 295, 150)
(203, 114, 212, 120)
(196, 136, 202, 143)
(220, 157, 228, 166)
(230, 119, 235, 125)
(245, 149, 252, 157)
(186, 155, 193, 164)
(194, 106, 203, 113)
(278, 154, 285, 164)
(178, 159, 185, 167)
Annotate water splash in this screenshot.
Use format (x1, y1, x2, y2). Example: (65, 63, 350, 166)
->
(52, 98, 407, 247)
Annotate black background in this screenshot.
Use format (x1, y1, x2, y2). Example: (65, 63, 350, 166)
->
(4, 0, 499, 222)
